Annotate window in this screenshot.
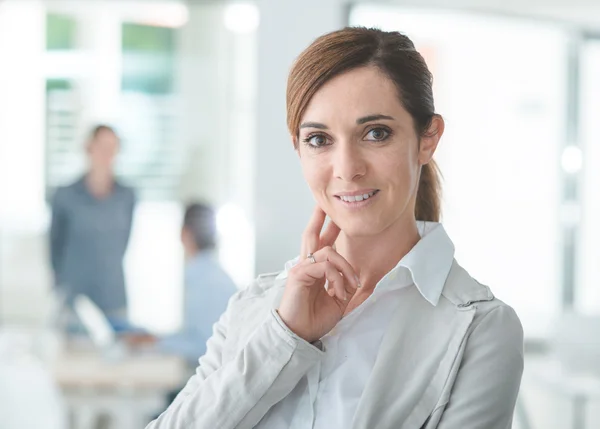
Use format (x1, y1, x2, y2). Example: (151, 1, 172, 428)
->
(45, 79, 81, 202)
(46, 13, 77, 51)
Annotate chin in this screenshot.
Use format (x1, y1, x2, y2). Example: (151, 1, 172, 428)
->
(335, 217, 385, 239)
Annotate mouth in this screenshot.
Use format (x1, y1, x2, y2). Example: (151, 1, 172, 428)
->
(334, 189, 380, 206)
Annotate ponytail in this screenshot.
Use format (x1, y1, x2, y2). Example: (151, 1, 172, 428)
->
(415, 159, 442, 222)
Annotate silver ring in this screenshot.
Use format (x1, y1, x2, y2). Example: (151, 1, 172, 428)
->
(307, 253, 317, 264)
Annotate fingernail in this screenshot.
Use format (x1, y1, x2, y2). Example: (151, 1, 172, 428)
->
(343, 291, 348, 301)
(355, 275, 362, 288)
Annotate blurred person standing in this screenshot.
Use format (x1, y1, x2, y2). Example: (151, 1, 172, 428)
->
(127, 203, 237, 366)
(49, 124, 136, 328)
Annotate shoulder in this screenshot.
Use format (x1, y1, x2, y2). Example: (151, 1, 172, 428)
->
(51, 183, 76, 206)
(218, 271, 284, 337)
(442, 259, 523, 342)
(234, 271, 284, 301)
(52, 186, 67, 201)
(221, 271, 285, 314)
(189, 257, 238, 290)
(114, 179, 136, 198)
(52, 176, 86, 201)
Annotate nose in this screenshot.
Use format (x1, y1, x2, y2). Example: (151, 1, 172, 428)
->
(333, 141, 366, 182)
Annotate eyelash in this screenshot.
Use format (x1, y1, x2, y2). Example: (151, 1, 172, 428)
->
(302, 133, 330, 149)
(302, 126, 393, 149)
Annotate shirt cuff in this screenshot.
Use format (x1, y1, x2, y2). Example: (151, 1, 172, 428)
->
(270, 309, 326, 354)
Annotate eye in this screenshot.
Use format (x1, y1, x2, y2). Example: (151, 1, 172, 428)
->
(364, 127, 391, 142)
(303, 133, 330, 148)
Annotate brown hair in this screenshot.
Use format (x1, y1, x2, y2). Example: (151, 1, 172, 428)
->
(183, 202, 217, 250)
(89, 124, 117, 140)
(286, 27, 442, 222)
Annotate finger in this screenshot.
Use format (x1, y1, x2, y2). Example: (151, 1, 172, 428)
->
(314, 246, 361, 289)
(303, 261, 347, 301)
(301, 206, 327, 260)
(319, 218, 341, 249)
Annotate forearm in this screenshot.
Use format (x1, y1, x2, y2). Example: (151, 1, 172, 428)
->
(147, 310, 323, 429)
(49, 228, 64, 284)
(49, 192, 65, 282)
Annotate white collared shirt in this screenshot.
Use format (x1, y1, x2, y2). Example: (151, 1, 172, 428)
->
(256, 222, 456, 429)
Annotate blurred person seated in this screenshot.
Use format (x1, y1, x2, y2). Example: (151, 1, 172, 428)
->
(49, 124, 136, 332)
(126, 203, 237, 366)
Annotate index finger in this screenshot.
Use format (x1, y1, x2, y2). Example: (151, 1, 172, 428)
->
(319, 218, 341, 249)
(301, 206, 327, 260)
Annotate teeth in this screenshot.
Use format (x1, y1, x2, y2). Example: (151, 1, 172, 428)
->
(339, 190, 377, 202)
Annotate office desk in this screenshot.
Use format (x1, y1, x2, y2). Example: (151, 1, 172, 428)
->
(52, 350, 187, 429)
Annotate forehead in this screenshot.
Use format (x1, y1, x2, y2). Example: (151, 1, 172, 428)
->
(301, 66, 410, 126)
(93, 129, 118, 144)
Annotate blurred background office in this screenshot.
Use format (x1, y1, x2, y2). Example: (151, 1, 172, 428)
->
(0, 0, 599, 428)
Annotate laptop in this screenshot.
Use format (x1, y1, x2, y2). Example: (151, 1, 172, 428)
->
(72, 295, 129, 360)
(73, 294, 116, 350)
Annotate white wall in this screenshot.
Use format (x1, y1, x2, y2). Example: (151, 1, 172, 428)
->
(0, 0, 49, 325)
(176, 3, 229, 205)
(0, 0, 46, 231)
(577, 41, 600, 314)
(254, 0, 347, 275)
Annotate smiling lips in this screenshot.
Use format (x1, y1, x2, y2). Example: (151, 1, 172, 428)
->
(335, 189, 379, 203)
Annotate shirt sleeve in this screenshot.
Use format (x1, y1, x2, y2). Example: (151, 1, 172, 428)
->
(146, 288, 324, 429)
(49, 188, 67, 286)
(433, 305, 524, 429)
(123, 188, 136, 250)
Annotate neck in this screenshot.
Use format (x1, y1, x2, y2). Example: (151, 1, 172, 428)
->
(184, 245, 202, 261)
(86, 169, 114, 198)
(334, 215, 420, 293)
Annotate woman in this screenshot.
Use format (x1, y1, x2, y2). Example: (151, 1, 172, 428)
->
(147, 27, 523, 429)
(50, 125, 136, 326)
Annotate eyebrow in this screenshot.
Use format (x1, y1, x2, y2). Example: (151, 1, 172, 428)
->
(299, 122, 328, 130)
(299, 114, 395, 130)
(356, 114, 394, 124)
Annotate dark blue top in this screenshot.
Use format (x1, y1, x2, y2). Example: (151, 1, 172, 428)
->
(49, 176, 136, 315)
(157, 251, 237, 365)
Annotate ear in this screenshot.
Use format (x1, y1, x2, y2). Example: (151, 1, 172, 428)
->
(418, 115, 445, 165)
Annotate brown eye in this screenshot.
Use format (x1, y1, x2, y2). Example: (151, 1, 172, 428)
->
(304, 134, 329, 148)
(365, 128, 390, 141)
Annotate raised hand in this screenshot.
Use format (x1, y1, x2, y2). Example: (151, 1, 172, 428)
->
(277, 206, 360, 343)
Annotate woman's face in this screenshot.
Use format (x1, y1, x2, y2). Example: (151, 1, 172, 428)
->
(88, 129, 119, 172)
(296, 66, 442, 238)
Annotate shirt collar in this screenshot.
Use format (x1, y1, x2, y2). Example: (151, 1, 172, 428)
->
(76, 175, 122, 196)
(276, 222, 455, 307)
(396, 222, 455, 306)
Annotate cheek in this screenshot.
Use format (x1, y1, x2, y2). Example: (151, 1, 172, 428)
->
(380, 148, 420, 194)
(301, 155, 329, 191)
